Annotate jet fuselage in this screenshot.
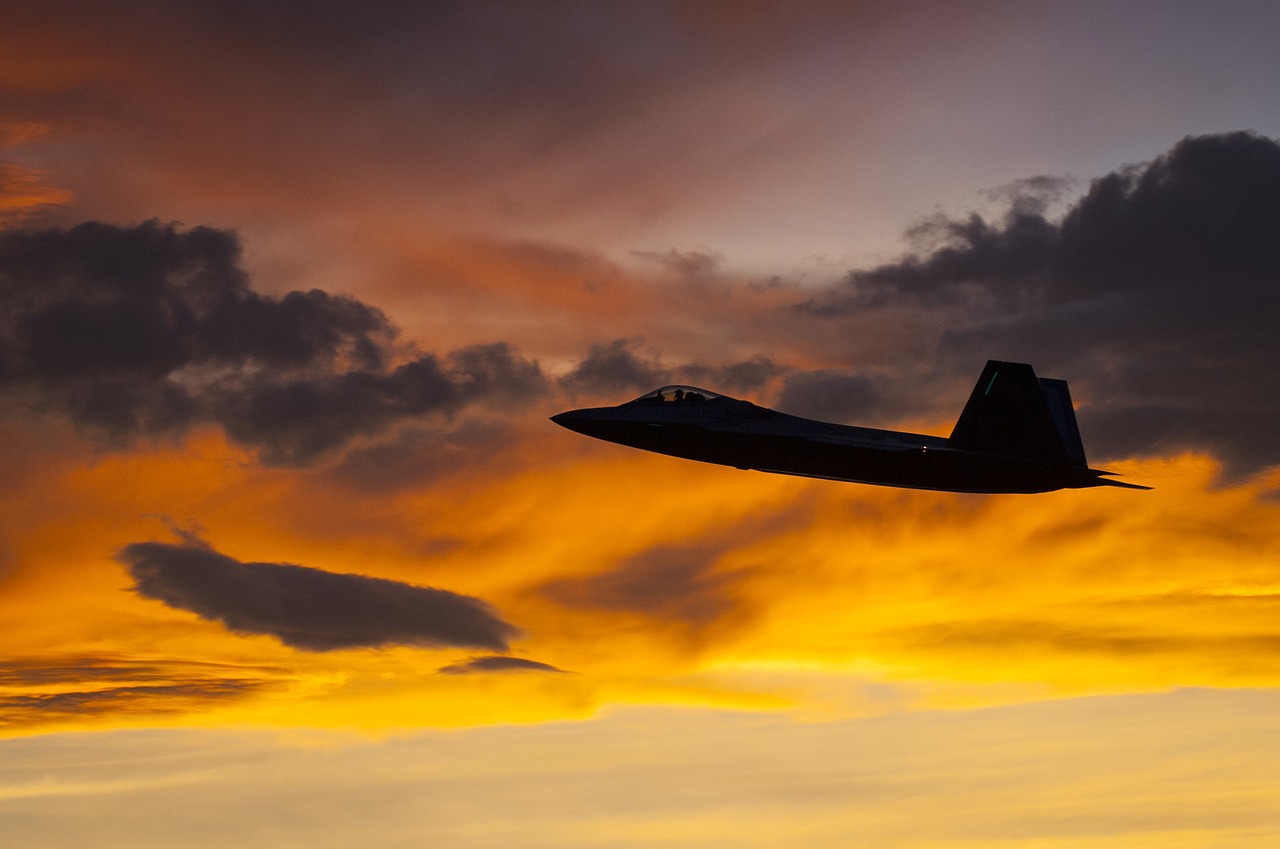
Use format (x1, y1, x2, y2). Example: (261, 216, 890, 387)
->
(552, 364, 1147, 494)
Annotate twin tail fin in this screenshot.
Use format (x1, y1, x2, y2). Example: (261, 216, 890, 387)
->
(949, 361, 1087, 467)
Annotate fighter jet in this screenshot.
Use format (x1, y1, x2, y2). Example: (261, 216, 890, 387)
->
(551, 360, 1148, 494)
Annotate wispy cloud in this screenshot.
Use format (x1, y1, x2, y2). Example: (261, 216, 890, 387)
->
(0, 655, 281, 729)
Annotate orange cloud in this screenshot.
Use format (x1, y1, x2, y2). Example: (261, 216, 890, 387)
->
(0, 161, 71, 224)
(4, 391, 1279, 737)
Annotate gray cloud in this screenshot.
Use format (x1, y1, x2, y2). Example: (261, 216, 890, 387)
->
(436, 656, 566, 675)
(0, 221, 547, 465)
(214, 342, 543, 466)
(774, 369, 882, 424)
(559, 339, 788, 402)
(558, 338, 670, 397)
(799, 132, 1280, 478)
(677, 356, 787, 395)
(117, 539, 518, 652)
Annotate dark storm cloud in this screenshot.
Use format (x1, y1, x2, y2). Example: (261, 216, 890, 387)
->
(117, 539, 518, 652)
(215, 342, 544, 466)
(774, 370, 882, 424)
(771, 366, 946, 427)
(560, 339, 788, 400)
(801, 132, 1280, 478)
(436, 656, 566, 675)
(558, 338, 670, 396)
(0, 220, 547, 465)
(678, 356, 787, 394)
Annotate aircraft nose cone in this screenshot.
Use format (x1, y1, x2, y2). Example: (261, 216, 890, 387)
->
(552, 406, 624, 439)
(550, 410, 590, 434)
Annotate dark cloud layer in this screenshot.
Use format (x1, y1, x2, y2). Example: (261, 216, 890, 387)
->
(775, 370, 882, 424)
(678, 356, 787, 395)
(0, 220, 546, 465)
(117, 539, 518, 652)
(802, 132, 1280, 478)
(558, 338, 671, 397)
(559, 338, 786, 401)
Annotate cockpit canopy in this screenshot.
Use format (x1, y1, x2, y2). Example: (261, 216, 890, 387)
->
(627, 385, 727, 405)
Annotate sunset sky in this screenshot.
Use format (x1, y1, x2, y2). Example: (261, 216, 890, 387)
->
(3, 2, 1280, 846)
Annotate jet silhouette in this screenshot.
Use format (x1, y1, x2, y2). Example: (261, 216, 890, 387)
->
(552, 360, 1148, 493)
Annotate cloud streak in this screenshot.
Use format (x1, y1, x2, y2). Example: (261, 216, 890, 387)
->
(543, 543, 738, 628)
(0, 654, 282, 728)
(436, 656, 566, 675)
(117, 539, 519, 652)
(0, 681, 264, 726)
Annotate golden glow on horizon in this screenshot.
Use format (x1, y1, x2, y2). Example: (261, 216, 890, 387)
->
(3, 415, 1277, 738)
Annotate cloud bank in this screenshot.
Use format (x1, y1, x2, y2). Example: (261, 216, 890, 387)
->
(0, 221, 546, 465)
(801, 131, 1280, 478)
(6, 133, 1278, 486)
(117, 539, 519, 651)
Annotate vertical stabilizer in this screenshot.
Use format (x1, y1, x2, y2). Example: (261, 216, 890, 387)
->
(949, 361, 1085, 466)
(1038, 377, 1087, 467)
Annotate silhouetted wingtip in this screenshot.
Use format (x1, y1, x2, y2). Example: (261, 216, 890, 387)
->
(1096, 471, 1153, 490)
